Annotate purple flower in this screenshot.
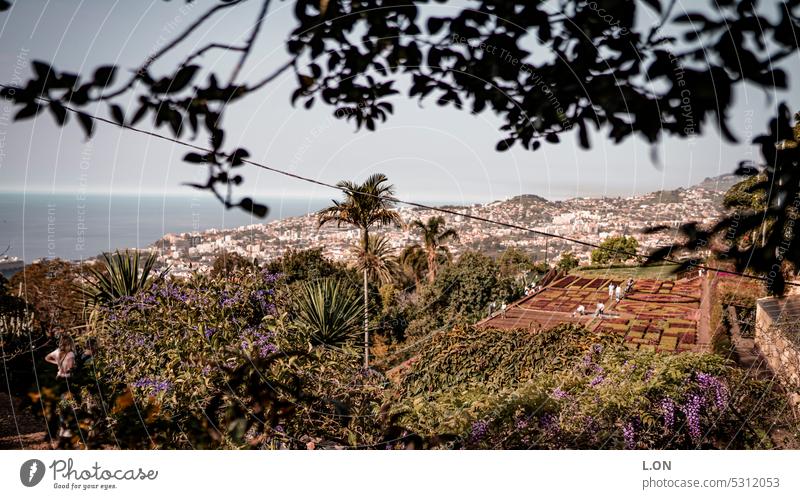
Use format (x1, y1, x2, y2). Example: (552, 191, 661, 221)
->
(696, 372, 728, 409)
(538, 414, 560, 435)
(622, 420, 637, 449)
(682, 393, 703, 442)
(552, 388, 570, 400)
(470, 420, 489, 442)
(132, 377, 172, 397)
(589, 374, 605, 387)
(661, 398, 676, 431)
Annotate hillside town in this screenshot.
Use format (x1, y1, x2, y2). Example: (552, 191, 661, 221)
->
(148, 175, 738, 277)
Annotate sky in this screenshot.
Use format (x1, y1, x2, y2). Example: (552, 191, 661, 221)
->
(0, 0, 799, 207)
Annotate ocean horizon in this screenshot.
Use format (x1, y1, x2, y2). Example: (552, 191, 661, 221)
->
(0, 192, 332, 262)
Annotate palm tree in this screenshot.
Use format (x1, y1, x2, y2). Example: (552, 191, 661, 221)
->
(318, 173, 401, 367)
(398, 244, 427, 288)
(409, 216, 459, 283)
(351, 235, 398, 285)
(294, 278, 365, 347)
(83, 250, 164, 305)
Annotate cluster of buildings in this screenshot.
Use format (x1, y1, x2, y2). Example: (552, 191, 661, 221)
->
(146, 176, 736, 277)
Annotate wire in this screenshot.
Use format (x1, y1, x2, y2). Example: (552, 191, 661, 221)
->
(0, 83, 791, 286)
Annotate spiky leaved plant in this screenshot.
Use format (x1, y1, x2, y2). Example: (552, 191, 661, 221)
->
(83, 250, 163, 305)
(294, 278, 365, 347)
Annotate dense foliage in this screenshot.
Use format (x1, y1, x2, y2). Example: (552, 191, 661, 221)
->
(591, 235, 640, 265)
(393, 326, 787, 449)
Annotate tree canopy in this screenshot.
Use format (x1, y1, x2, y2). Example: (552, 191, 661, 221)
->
(2, 0, 798, 213)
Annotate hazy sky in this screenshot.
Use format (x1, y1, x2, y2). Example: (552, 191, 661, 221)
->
(1, 0, 798, 206)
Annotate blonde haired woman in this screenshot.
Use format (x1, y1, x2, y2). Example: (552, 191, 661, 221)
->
(45, 335, 76, 378)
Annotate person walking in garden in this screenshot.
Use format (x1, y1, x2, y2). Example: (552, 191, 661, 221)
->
(625, 277, 634, 294)
(594, 302, 605, 317)
(615, 284, 622, 302)
(608, 283, 615, 300)
(573, 304, 586, 317)
(501, 302, 508, 319)
(45, 335, 76, 379)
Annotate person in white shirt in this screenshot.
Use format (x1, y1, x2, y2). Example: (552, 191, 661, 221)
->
(615, 285, 622, 302)
(45, 336, 76, 379)
(501, 302, 508, 318)
(594, 302, 605, 317)
(573, 304, 586, 317)
(608, 283, 615, 299)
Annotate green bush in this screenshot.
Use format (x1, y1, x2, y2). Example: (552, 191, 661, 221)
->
(391, 326, 786, 449)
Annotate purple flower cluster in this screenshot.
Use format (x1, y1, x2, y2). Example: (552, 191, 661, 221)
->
(158, 282, 190, 303)
(203, 326, 217, 339)
(661, 398, 676, 431)
(538, 414, 560, 435)
(696, 372, 728, 409)
(250, 289, 277, 315)
(239, 328, 278, 358)
(132, 377, 172, 396)
(218, 290, 241, 308)
(683, 393, 703, 442)
(514, 416, 530, 430)
(589, 374, 605, 387)
(622, 420, 637, 449)
(470, 420, 489, 442)
(552, 388, 571, 400)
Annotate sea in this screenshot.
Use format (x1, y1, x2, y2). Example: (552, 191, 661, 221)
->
(0, 191, 329, 262)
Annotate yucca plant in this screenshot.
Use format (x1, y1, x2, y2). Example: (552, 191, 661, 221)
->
(294, 278, 365, 347)
(83, 250, 163, 305)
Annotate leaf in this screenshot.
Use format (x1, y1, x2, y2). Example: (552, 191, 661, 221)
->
(31, 60, 53, 81)
(239, 198, 269, 218)
(169, 65, 200, 93)
(14, 102, 41, 120)
(495, 138, 514, 151)
(109, 103, 124, 125)
(77, 112, 94, 138)
(93, 65, 117, 87)
(673, 13, 709, 24)
(427, 17, 446, 35)
(210, 129, 224, 151)
(228, 148, 249, 166)
(49, 101, 67, 126)
(183, 152, 207, 164)
(130, 102, 149, 125)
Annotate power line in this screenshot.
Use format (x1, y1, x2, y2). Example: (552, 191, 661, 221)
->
(0, 83, 790, 286)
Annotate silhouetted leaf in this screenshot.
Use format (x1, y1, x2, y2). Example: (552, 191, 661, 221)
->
(109, 104, 124, 125)
(77, 112, 94, 138)
(239, 198, 269, 218)
(14, 102, 41, 120)
(49, 101, 67, 125)
(93, 66, 117, 87)
(183, 152, 207, 164)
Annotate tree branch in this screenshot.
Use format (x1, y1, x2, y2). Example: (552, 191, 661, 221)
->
(227, 0, 272, 87)
(100, 0, 249, 100)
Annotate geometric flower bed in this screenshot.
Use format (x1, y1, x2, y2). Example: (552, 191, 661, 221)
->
(594, 278, 701, 353)
(480, 275, 703, 353)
